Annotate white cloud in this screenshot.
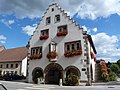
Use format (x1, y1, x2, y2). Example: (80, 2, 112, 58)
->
(82, 25, 98, 33)
(0, 41, 6, 44)
(0, 0, 119, 20)
(22, 24, 37, 36)
(0, 19, 15, 29)
(0, 35, 6, 40)
(92, 33, 120, 62)
(92, 28, 97, 32)
(8, 20, 15, 25)
(0, 35, 7, 44)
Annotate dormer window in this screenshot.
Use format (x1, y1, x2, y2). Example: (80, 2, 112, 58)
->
(46, 17, 51, 25)
(55, 14, 60, 23)
(40, 29, 49, 40)
(57, 25, 68, 36)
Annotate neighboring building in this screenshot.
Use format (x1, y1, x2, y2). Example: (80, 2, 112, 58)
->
(0, 46, 5, 52)
(27, 3, 97, 84)
(0, 47, 28, 76)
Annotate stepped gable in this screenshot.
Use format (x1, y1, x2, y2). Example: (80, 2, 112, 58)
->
(27, 3, 82, 46)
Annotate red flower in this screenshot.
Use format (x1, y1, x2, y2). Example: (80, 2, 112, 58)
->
(40, 35, 49, 40)
(30, 54, 42, 60)
(57, 31, 68, 36)
(47, 51, 58, 59)
(64, 50, 82, 57)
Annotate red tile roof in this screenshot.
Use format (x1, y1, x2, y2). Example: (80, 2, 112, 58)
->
(0, 47, 28, 62)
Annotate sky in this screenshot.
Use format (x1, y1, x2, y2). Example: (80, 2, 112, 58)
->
(0, 0, 120, 62)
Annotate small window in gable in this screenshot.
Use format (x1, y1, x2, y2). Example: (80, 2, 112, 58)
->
(40, 29, 49, 40)
(46, 17, 51, 25)
(52, 8, 54, 12)
(41, 29, 49, 36)
(55, 14, 60, 23)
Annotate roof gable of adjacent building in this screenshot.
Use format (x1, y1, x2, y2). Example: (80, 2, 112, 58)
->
(0, 47, 28, 62)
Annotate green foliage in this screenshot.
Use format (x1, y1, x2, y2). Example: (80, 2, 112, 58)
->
(117, 59, 120, 68)
(108, 71, 117, 81)
(65, 73, 79, 86)
(110, 64, 120, 75)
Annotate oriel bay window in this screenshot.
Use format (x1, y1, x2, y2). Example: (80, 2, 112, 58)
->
(30, 47, 42, 60)
(64, 40, 82, 57)
(57, 25, 68, 36)
(47, 41, 58, 60)
(40, 29, 49, 40)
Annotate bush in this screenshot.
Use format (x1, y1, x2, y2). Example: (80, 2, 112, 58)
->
(110, 64, 120, 75)
(65, 73, 79, 86)
(108, 71, 117, 81)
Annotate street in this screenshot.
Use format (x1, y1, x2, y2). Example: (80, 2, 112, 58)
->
(1, 80, 120, 90)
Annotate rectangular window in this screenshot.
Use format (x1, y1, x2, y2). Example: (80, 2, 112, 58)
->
(52, 8, 54, 12)
(57, 25, 67, 32)
(65, 40, 82, 52)
(76, 42, 81, 50)
(31, 47, 42, 55)
(41, 29, 49, 36)
(55, 14, 60, 23)
(46, 17, 51, 25)
(6, 64, 9, 68)
(0, 64, 3, 68)
(11, 64, 13, 68)
(16, 64, 18, 68)
(71, 43, 75, 50)
(66, 44, 70, 51)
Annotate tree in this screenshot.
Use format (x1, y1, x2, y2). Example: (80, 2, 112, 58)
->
(110, 64, 120, 75)
(117, 59, 120, 67)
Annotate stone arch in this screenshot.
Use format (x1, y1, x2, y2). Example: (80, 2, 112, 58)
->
(44, 63, 63, 84)
(32, 67, 43, 84)
(65, 65, 81, 78)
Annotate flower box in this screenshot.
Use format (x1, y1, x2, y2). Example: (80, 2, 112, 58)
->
(64, 50, 82, 57)
(30, 54, 42, 60)
(39, 35, 49, 40)
(47, 51, 58, 59)
(56, 31, 68, 36)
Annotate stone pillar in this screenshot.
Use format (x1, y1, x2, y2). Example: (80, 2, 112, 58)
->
(59, 78, 62, 86)
(43, 73, 45, 84)
(63, 70, 66, 84)
(37, 78, 40, 85)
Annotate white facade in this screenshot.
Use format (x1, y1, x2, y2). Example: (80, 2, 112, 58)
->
(28, 3, 96, 84)
(21, 57, 27, 76)
(0, 57, 27, 77)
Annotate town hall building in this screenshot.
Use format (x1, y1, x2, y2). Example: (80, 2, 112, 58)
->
(27, 3, 97, 85)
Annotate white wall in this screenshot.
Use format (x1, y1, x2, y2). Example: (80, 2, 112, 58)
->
(21, 57, 27, 76)
(28, 4, 94, 82)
